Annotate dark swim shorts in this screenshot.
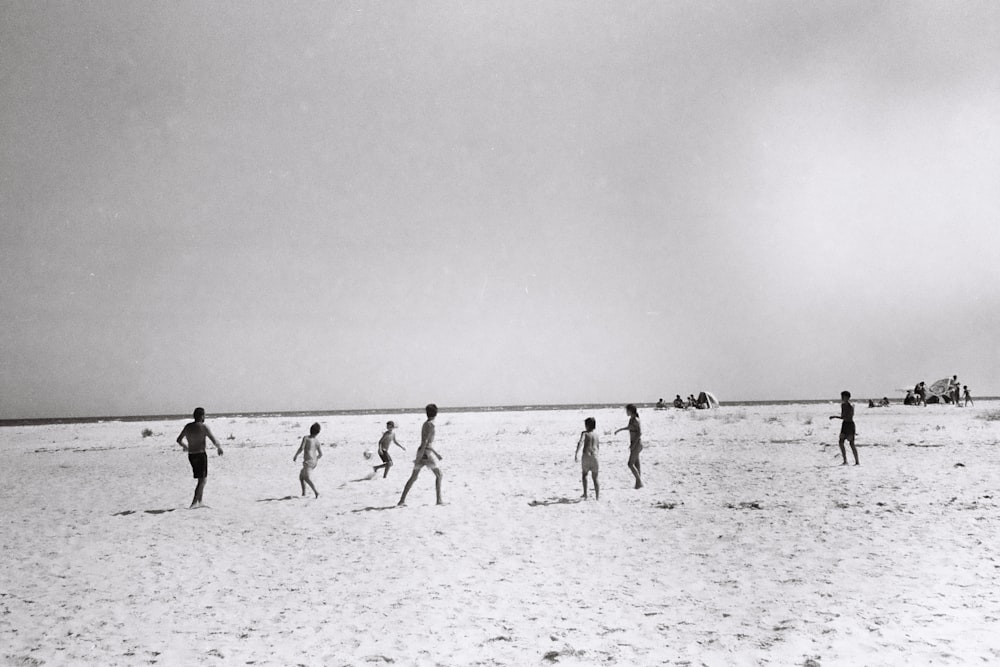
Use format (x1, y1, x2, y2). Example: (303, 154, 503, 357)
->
(840, 422, 856, 439)
(188, 452, 208, 478)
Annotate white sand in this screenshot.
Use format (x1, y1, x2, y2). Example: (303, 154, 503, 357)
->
(2, 402, 1000, 666)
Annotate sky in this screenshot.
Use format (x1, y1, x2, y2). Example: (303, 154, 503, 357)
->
(2, 1, 999, 419)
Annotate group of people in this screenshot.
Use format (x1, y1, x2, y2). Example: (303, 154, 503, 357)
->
(903, 376, 973, 407)
(174, 403, 647, 508)
(655, 394, 712, 410)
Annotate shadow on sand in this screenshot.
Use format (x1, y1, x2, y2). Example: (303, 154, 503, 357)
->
(256, 496, 299, 502)
(112, 508, 179, 516)
(528, 497, 584, 507)
(351, 505, 398, 513)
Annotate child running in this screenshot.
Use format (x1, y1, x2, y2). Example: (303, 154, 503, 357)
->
(398, 404, 443, 506)
(574, 417, 600, 500)
(614, 403, 643, 489)
(373, 420, 406, 478)
(829, 390, 859, 466)
(293, 423, 323, 497)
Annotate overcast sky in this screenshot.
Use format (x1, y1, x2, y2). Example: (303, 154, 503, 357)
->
(2, 1, 998, 419)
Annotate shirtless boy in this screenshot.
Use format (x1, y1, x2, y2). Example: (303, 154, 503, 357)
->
(397, 404, 443, 506)
(293, 423, 323, 497)
(373, 420, 406, 478)
(176, 407, 224, 508)
(829, 391, 859, 466)
(574, 417, 600, 500)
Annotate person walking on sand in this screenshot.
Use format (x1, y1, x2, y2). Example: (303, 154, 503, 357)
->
(574, 417, 600, 500)
(398, 404, 443, 506)
(176, 407, 224, 508)
(963, 385, 974, 407)
(829, 391, 859, 466)
(373, 420, 406, 478)
(293, 423, 323, 498)
(614, 403, 643, 489)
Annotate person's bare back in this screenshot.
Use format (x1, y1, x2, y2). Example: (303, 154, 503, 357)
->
(178, 422, 217, 454)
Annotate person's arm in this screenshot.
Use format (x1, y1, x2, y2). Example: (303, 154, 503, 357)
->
(393, 434, 406, 450)
(176, 428, 188, 451)
(423, 445, 442, 460)
(206, 426, 224, 455)
(614, 426, 627, 434)
(316, 442, 323, 459)
(293, 437, 305, 461)
(575, 432, 584, 461)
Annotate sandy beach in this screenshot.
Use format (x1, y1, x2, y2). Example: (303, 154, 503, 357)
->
(2, 401, 999, 666)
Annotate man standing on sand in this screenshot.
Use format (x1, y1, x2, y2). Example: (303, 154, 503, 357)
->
(176, 407, 224, 508)
(829, 391, 859, 466)
(398, 404, 443, 506)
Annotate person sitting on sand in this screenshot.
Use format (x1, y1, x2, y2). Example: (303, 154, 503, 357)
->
(880, 397, 890, 407)
(614, 403, 643, 489)
(829, 391, 859, 466)
(293, 423, 323, 498)
(574, 417, 600, 500)
(373, 420, 406, 478)
(673, 395, 684, 408)
(176, 407, 224, 508)
(398, 404, 443, 506)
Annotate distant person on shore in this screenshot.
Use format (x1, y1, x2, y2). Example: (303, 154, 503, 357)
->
(950, 375, 961, 406)
(176, 407, 224, 508)
(829, 391, 859, 466)
(963, 385, 973, 407)
(574, 417, 600, 500)
(373, 420, 406, 478)
(398, 404, 443, 506)
(614, 403, 643, 489)
(293, 423, 323, 498)
(880, 397, 890, 407)
(655, 398, 666, 409)
(673, 395, 684, 408)
(914, 382, 927, 406)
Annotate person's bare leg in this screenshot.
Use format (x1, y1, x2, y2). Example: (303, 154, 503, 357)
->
(398, 469, 420, 505)
(838, 440, 848, 465)
(305, 478, 319, 498)
(849, 438, 859, 466)
(433, 469, 443, 505)
(592, 472, 599, 500)
(383, 461, 392, 478)
(582, 472, 588, 499)
(628, 453, 643, 489)
(192, 478, 206, 507)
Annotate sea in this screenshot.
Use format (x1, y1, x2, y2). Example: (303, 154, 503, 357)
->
(4, 398, 993, 428)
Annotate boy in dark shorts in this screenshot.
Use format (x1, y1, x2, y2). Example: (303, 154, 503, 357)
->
(373, 420, 406, 478)
(574, 417, 600, 500)
(829, 391, 859, 466)
(398, 404, 443, 506)
(176, 407, 224, 508)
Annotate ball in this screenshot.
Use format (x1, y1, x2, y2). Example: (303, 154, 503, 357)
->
(363, 450, 373, 460)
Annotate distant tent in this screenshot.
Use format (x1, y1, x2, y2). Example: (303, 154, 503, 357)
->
(696, 391, 720, 409)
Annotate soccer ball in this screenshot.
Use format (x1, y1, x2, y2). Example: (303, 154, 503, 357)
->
(363, 450, 373, 460)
